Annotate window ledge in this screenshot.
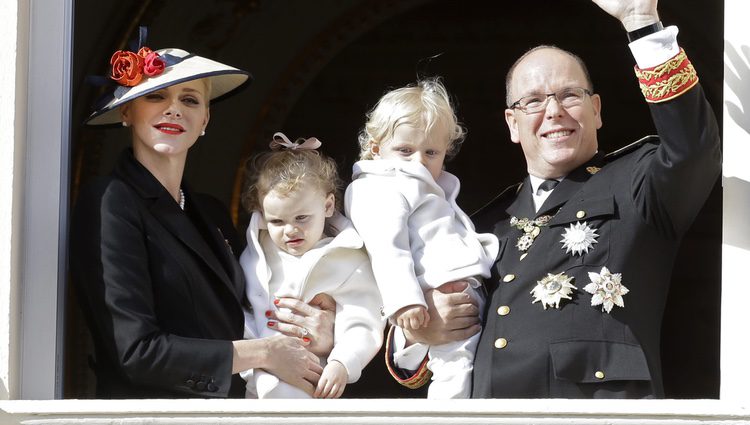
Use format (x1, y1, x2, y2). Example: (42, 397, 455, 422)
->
(1, 399, 749, 424)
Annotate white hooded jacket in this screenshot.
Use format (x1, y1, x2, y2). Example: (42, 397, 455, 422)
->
(345, 159, 499, 319)
(240, 211, 384, 385)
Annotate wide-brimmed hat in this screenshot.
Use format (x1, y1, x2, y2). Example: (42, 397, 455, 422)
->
(86, 47, 251, 125)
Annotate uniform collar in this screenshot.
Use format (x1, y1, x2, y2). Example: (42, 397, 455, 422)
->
(529, 175, 563, 195)
(535, 152, 605, 216)
(506, 153, 605, 219)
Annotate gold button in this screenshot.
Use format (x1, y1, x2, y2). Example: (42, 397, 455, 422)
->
(576, 210, 586, 219)
(520, 253, 528, 261)
(497, 306, 510, 316)
(494, 338, 508, 349)
(595, 371, 605, 379)
(503, 274, 516, 282)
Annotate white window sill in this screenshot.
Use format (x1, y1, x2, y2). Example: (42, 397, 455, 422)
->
(1, 399, 749, 424)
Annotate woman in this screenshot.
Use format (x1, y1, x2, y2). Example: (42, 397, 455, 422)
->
(71, 42, 334, 398)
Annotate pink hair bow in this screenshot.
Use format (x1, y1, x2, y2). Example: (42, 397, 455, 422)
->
(269, 132, 322, 151)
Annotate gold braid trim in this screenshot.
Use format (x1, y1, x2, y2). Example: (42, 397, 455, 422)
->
(635, 48, 689, 80)
(384, 325, 432, 389)
(634, 48, 699, 103)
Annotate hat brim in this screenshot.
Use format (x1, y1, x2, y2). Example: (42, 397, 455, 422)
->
(86, 48, 251, 125)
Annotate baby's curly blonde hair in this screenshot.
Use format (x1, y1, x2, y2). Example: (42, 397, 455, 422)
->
(357, 77, 466, 160)
(242, 141, 343, 213)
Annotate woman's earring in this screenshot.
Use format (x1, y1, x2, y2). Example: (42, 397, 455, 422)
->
(122, 121, 129, 127)
(201, 130, 206, 136)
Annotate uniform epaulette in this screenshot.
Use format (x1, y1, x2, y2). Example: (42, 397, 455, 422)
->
(471, 181, 523, 218)
(604, 135, 660, 162)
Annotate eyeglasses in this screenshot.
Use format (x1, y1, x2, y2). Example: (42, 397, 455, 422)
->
(509, 87, 593, 114)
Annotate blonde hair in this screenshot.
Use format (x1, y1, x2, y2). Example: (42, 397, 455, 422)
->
(242, 142, 343, 213)
(357, 78, 466, 160)
(203, 78, 213, 100)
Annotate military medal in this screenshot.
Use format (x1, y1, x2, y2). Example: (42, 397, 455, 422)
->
(511, 215, 552, 252)
(586, 166, 601, 175)
(560, 221, 599, 256)
(530, 272, 577, 310)
(583, 267, 629, 313)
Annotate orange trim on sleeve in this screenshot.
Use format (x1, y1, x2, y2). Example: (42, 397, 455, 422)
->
(634, 48, 699, 103)
(384, 325, 432, 390)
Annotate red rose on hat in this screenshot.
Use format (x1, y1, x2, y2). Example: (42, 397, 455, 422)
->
(110, 50, 144, 87)
(139, 47, 165, 77)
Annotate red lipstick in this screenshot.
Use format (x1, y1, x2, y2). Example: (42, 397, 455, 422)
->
(154, 123, 185, 135)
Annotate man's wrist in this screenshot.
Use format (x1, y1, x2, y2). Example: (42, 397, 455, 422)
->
(627, 21, 664, 42)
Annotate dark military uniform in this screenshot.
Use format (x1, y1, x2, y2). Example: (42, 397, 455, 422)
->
(470, 85, 721, 398)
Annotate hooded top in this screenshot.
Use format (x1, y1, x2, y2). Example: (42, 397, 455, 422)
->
(240, 211, 384, 384)
(345, 159, 499, 319)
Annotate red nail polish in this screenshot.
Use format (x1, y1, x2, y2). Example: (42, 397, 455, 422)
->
(267, 321, 276, 327)
(302, 337, 310, 343)
(273, 299, 280, 305)
(265, 310, 272, 318)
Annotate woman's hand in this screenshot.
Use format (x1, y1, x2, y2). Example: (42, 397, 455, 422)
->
(261, 335, 323, 396)
(266, 293, 336, 357)
(232, 335, 323, 396)
(313, 360, 348, 399)
(402, 280, 480, 346)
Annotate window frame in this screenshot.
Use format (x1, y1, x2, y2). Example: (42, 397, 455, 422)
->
(18, 0, 73, 400)
(8, 0, 750, 420)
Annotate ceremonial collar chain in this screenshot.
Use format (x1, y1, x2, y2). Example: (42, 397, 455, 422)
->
(510, 215, 553, 252)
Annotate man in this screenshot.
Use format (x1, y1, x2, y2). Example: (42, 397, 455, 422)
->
(386, 0, 721, 398)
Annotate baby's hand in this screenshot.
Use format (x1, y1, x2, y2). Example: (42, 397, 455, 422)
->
(314, 360, 348, 399)
(394, 305, 430, 330)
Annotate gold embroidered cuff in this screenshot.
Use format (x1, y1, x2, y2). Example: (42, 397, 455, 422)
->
(634, 48, 699, 103)
(384, 325, 432, 389)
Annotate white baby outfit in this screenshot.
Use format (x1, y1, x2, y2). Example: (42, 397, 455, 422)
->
(345, 159, 499, 398)
(239, 211, 384, 398)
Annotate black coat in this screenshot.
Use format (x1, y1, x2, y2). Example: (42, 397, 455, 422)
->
(471, 85, 721, 398)
(70, 149, 247, 398)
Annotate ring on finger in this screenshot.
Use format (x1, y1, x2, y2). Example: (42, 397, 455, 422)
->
(300, 327, 309, 337)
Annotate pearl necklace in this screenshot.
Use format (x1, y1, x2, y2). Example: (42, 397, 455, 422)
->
(179, 188, 185, 210)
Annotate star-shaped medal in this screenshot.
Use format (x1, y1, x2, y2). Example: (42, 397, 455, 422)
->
(560, 221, 599, 256)
(530, 272, 577, 310)
(583, 266, 629, 313)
